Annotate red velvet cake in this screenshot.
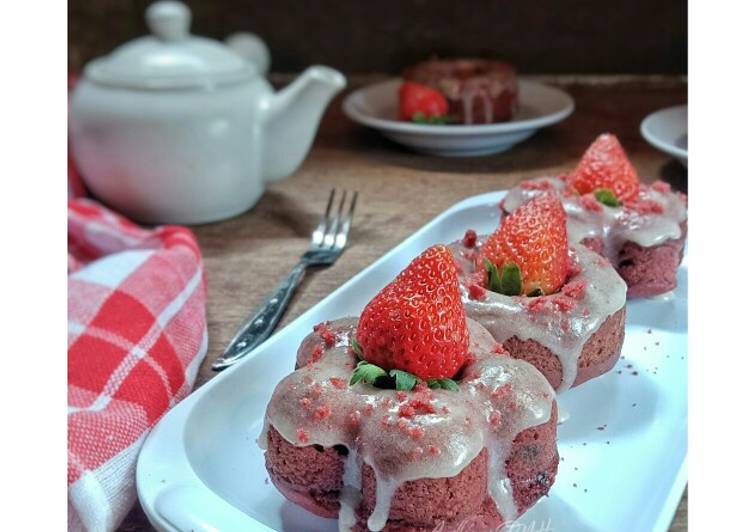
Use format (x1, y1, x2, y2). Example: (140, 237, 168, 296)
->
(450, 194, 627, 392)
(402, 58, 518, 124)
(261, 246, 558, 531)
(501, 134, 687, 298)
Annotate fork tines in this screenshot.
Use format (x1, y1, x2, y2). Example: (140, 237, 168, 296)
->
(313, 189, 358, 250)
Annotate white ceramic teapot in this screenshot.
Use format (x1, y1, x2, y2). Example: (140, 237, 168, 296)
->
(69, 1, 346, 224)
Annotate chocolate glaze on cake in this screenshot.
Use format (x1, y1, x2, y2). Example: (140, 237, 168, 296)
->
(501, 177, 687, 298)
(260, 318, 556, 531)
(403, 58, 518, 124)
(450, 242, 627, 393)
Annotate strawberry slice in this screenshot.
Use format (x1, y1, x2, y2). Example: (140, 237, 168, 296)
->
(568, 133, 640, 203)
(479, 193, 569, 296)
(356, 245, 469, 380)
(399, 82, 449, 123)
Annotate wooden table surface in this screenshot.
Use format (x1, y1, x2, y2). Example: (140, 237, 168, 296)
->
(118, 75, 687, 531)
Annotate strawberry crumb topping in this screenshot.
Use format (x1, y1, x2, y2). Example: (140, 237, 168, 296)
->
(398, 404, 416, 418)
(396, 391, 408, 401)
(468, 282, 486, 301)
(553, 295, 577, 312)
(314, 404, 332, 421)
(329, 377, 346, 389)
(310, 383, 323, 397)
(408, 426, 425, 440)
(313, 322, 337, 347)
(409, 397, 436, 415)
(414, 382, 430, 394)
(363, 403, 375, 415)
(299, 397, 311, 408)
(527, 297, 549, 313)
(491, 384, 512, 399)
(463, 229, 478, 248)
(492, 343, 509, 355)
(296, 428, 309, 443)
(521, 179, 553, 191)
(489, 411, 502, 426)
(579, 193, 604, 212)
(410, 447, 424, 460)
(652, 181, 671, 193)
(427, 445, 441, 456)
(631, 199, 665, 215)
(310, 345, 324, 362)
(562, 280, 586, 300)
(349, 411, 361, 427)
(441, 405, 450, 414)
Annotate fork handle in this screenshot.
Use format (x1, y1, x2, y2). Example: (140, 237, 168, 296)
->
(212, 261, 308, 371)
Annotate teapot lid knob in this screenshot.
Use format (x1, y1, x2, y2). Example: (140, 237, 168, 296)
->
(146, 1, 191, 41)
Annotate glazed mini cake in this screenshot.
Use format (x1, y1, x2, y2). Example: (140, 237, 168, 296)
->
(261, 246, 558, 531)
(451, 193, 627, 393)
(501, 134, 687, 298)
(403, 58, 518, 124)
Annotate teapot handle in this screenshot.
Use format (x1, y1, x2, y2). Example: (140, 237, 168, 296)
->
(225, 32, 270, 75)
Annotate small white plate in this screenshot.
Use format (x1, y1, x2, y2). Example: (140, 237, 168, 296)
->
(640, 105, 688, 166)
(342, 79, 575, 157)
(137, 191, 687, 532)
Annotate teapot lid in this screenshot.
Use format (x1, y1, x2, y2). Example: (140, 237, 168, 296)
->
(84, 1, 257, 90)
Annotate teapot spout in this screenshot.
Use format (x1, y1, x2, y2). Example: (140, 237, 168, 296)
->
(263, 66, 346, 182)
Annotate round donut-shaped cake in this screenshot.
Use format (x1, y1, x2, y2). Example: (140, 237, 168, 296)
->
(261, 318, 558, 531)
(450, 242, 627, 392)
(402, 58, 518, 124)
(501, 176, 688, 298)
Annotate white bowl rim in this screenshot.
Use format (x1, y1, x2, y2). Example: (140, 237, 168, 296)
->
(640, 104, 688, 160)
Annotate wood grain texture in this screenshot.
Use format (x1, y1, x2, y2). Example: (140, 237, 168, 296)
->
(117, 76, 687, 531)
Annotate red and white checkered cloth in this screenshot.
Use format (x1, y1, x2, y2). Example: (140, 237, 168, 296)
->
(68, 169, 208, 529)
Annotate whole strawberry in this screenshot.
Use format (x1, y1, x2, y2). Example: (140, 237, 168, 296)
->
(356, 245, 469, 380)
(479, 193, 569, 296)
(399, 82, 449, 123)
(568, 133, 640, 204)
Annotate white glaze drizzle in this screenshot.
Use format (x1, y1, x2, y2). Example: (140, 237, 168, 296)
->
(450, 243, 627, 393)
(501, 177, 687, 264)
(261, 318, 554, 531)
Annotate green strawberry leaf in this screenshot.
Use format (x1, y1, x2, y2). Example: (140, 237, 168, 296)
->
(483, 258, 503, 293)
(351, 336, 364, 360)
(499, 262, 522, 296)
(390, 369, 418, 391)
(594, 188, 621, 207)
(349, 360, 387, 386)
(527, 288, 544, 297)
(412, 112, 449, 125)
(427, 378, 460, 391)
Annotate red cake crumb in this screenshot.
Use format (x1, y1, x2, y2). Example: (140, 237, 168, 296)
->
(408, 426, 425, 440)
(527, 297, 548, 313)
(521, 179, 554, 191)
(492, 343, 508, 355)
(349, 411, 361, 427)
(489, 411, 502, 426)
(468, 282, 487, 301)
(314, 404, 332, 421)
(397, 418, 410, 430)
(296, 428, 309, 443)
(631, 200, 665, 215)
(552, 295, 576, 312)
(299, 397, 311, 408)
(441, 405, 450, 414)
(409, 397, 436, 415)
(329, 377, 346, 389)
(414, 383, 430, 394)
(562, 280, 587, 299)
(398, 405, 416, 418)
(313, 322, 337, 347)
(363, 403, 375, 415)
(428, 445, 441, 456)
(652, 181, 671, 193)
(579, 193, 604, 212)
(491, 384, 512, 399)
(409, 447, 424, 460)
(463, 229, 478, 248)
(310, 345, 324, 362)
(380, 397, 393, 408)
(310, 383, 323, 398)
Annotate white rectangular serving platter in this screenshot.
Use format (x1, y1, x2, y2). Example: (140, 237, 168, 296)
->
(137, 191, 687, 532)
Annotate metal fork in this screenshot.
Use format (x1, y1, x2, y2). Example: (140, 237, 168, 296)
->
(212, 189, 358, 371)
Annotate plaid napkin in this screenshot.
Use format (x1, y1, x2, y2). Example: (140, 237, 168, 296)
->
(68, 178, 208, 529)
